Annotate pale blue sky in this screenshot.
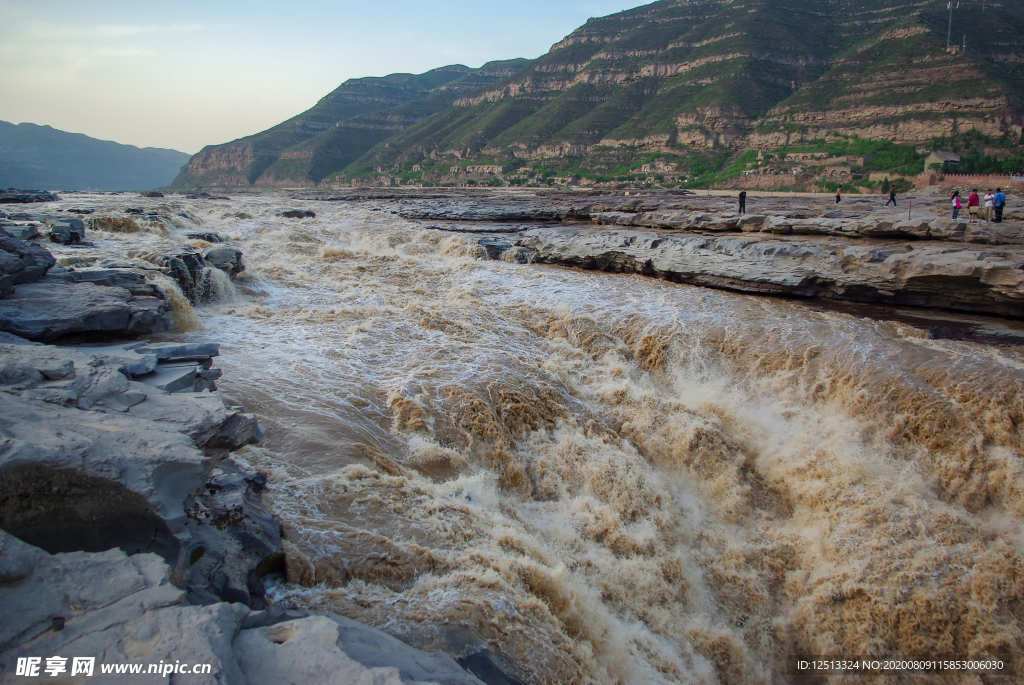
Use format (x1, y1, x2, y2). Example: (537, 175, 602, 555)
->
(0, 1, 650, 153)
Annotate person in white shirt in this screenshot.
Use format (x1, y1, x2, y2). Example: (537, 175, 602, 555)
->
(984, 189, 995, 223)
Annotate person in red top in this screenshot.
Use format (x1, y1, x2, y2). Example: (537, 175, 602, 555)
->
(967, 189, 980, 223)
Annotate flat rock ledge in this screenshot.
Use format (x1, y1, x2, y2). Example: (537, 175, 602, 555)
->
(0, 227, 176, 341)
(514, 226, 1024, 317)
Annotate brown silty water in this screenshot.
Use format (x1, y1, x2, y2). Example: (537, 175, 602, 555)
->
(46, 193, 1024, 684)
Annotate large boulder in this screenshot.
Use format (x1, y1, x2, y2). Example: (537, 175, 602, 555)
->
(0, 228, 56, 298)
(927, 218, 967, 241)
(46, 218, 86, 245)
(130, 247, 244, 303)
(1, 225, 38, 241)
(130, 248, 206, 302)
(203, 246, 245, 279)
(738, 215, 768, 232)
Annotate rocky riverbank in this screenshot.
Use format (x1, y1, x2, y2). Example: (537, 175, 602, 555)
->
(0, 203, 498, 684)
(304, 187, 1024, 318)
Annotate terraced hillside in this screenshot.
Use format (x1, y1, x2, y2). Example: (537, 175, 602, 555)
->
(350, 0, 1023, 179)
(177, 0, 1024, 188)
(174, 60, 530, 188)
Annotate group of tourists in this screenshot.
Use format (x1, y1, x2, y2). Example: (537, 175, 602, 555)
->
(951, 188, 1006, 223)
(734, 188, 1010, 223)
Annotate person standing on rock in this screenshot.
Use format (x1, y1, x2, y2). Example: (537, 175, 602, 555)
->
(951, 190, 962, 220)
(835, 186, 842, 205)
(967, 189, 980, 223)
(738, 190, 747, 214)
(885, 187, 897, 207)
(994, 187, 1006, 223)
(984, 189, 995, 223)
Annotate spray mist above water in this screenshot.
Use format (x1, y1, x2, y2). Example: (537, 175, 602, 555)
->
(70, 195, 1024, 683)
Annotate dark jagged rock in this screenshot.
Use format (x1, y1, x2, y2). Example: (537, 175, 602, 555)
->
(280, 209, 316, 219)
(141, 191, 165, 198)
(475, 237, 515, 260)
(129, 245, 246, 302)
(0, 227, 56, 298)
(46, 217, 86, 244)
(187, 232, 224, 243)
(66, 207, 94, 214)
(131, 248, 206, 302)
(203, 245, 245, 279)
(0, 190, 59, 204)
(0, 531, 487, 684)
(184, 462, 283, 609)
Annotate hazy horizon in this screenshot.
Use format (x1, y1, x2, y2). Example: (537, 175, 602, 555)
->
(0, 0, 651, 155)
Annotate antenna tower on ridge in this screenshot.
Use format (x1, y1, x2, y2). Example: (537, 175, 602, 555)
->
(947, 1, 959, 50)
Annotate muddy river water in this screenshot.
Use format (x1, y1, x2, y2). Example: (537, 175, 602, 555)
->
(50, 193, 1024, 683)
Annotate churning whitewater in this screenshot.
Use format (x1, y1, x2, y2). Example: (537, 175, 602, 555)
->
(105, 195, 1023, 684)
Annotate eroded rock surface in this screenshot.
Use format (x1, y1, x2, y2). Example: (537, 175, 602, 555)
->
(0, 533, 483, 684)
(515, 226, 1024, 317)
(0, 337, 264, 607)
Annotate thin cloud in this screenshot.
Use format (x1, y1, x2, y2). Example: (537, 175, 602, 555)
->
(92, 23, 207, 37)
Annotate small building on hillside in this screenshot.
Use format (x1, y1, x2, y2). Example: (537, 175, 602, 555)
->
(925, 150, 960, 173)
(466, 165, 509, 174)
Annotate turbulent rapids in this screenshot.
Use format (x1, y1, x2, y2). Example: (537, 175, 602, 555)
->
(46, 192, 1024, 683)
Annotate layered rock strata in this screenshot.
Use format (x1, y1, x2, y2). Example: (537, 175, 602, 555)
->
(515, 226, 1024, 317)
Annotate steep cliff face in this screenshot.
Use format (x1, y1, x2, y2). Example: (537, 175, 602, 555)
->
(353, 0, 1024, 174)
(174, 61, 530, 188)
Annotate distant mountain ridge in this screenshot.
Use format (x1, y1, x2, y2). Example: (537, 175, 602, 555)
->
(175, 0, 1024, 188)
(0, 121, 190, 191)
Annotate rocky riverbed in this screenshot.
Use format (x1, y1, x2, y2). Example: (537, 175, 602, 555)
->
(2, 187, 1024, 684)
(0, 197, 497, 684)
